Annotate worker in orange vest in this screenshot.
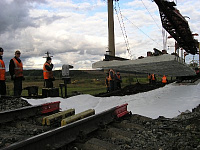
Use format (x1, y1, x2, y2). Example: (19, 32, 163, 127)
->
(9, 50, 25, 96)
(108, 69, 115, 91)
(162, 75, 168, 84)
(151, 73, 156, 85)
(43, 57, 54, 88)
(105, 73, 110, 93)
(116, 72, 122, 89)
(0, 47, 6, 95)
(148, 73, 151, 84)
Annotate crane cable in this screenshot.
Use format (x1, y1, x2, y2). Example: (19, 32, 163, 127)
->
(141, 0, 167, 50)
(114, 1, 132, 59)
(140, 0, 161, 30)
(162, 28, 168, 50)
(114, 0, 163, 49)
(123, 15, 162, 47)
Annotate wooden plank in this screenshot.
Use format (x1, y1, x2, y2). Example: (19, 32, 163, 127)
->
(61, 109, 95, 126)
(42, 109, 75, 126)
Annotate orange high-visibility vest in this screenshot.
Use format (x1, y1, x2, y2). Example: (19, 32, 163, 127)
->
(162, 76, 167, 83)
(13, 58, 23, 77)
(43, 62, 53, 79)
(148, 74, 151, 79)
(0, 59, 5, 80)
(108, 69, 115, 81)
(151, 74, 155, 80)
(117, 74, 121, 80)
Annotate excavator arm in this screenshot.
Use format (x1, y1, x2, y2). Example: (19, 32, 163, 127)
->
(154, 0, 198, 55)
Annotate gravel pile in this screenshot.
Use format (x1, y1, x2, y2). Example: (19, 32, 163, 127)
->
(112, 104, 200, 150)
(0, 96, 31, 112)
(67, 104, 200, 150)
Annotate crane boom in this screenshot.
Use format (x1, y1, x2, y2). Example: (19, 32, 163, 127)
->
(154, 0, 198, 55)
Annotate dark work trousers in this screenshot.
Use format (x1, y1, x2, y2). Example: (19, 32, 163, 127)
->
(149, 79, 151, 84)
(14, 78, 22, 96)
(0, 80, 6, 95)
(116, 81, 121, 89)
(109, 80, 114, 91)
(152, 80, 156, 85)
(44, 79, 53, 88)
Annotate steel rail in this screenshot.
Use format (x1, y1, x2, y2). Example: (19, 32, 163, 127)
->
(0, 101, 60, 124)
(0, 105, 42, 124)
(2, 107, 118, 150)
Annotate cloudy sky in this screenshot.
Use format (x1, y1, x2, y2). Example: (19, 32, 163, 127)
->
(0, 0, 200, 70)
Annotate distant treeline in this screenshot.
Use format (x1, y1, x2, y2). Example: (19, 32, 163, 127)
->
(5, 69, 105, 81)
(5, 69, 148, 82)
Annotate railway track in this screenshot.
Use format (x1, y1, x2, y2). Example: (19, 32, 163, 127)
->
(0, 99, 130, 150)
(64, 111, 200, 150)
(0, 101, 61, 149)
(1, 96, 200, 150)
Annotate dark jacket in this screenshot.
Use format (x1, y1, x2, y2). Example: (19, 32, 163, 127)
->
(9, 56, 23, 79)
(44, 61, 54, 71)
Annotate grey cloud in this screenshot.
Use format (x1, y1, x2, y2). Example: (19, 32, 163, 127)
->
(33, 15, 66, 26)
(1, 0, 199, 70)
(51, 1, 105, 12)
(0, 0, 47, 34)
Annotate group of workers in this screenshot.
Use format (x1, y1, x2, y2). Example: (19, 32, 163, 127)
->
(105, 71, 169, 93)
(0, 47, 55, 97)
(148, 73, 168, 84)
(0, 46, 171, 97)
(105, 69, 122, 92)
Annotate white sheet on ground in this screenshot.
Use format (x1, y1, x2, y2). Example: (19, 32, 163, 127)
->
(25, 82, 200, 119)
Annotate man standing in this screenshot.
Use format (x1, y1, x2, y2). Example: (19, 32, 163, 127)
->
(162, 75, 168, 85)
(108, 69, 115, 91)
(0, 47, 6, 95)
(105, 73, 110, 93)
(9, 50, 24, 96)
(148, 73, 151, 84)
(43, 57, 54, 88)
(151, 73, 156, 85)
(116, 72, 122, 89)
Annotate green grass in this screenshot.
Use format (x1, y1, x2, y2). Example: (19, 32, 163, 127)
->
(5, 78, 108, 97)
